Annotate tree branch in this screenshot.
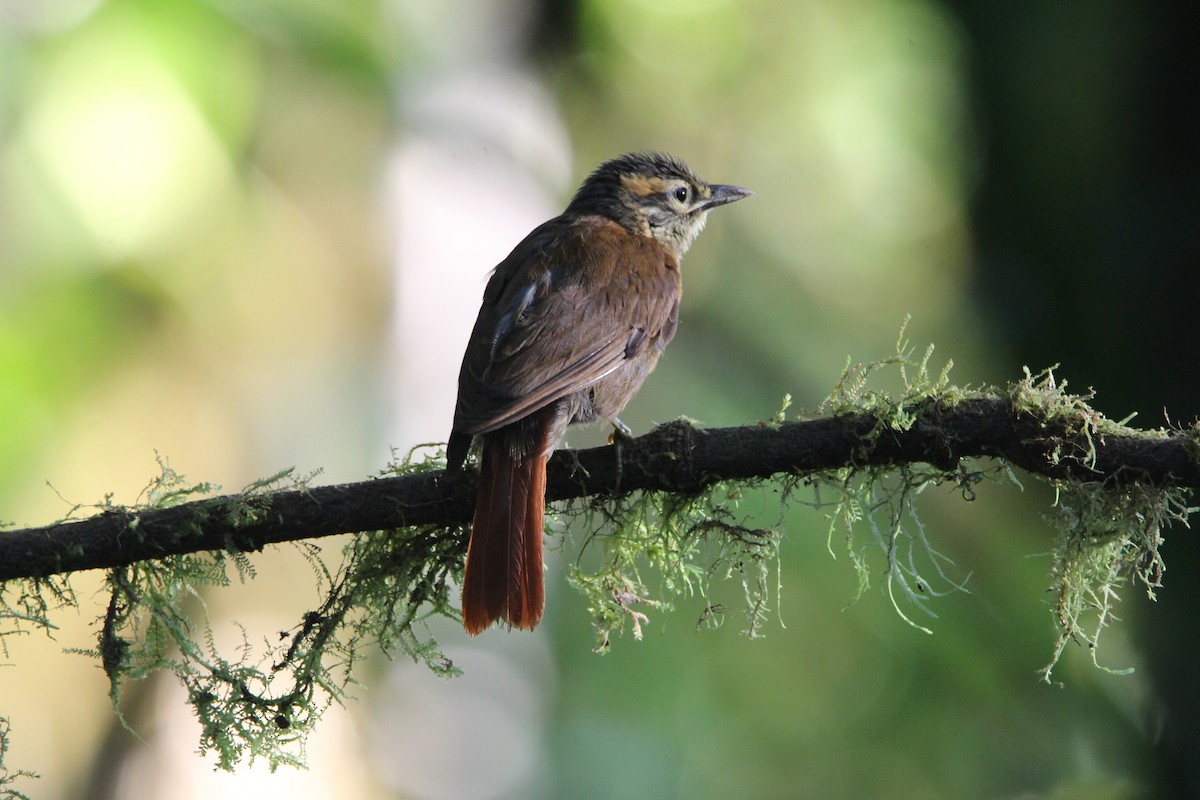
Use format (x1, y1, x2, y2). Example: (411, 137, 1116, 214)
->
(2, 396, 1196, 583)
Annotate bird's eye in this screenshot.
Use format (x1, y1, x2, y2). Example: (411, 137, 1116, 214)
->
(672, 186, 690, 204)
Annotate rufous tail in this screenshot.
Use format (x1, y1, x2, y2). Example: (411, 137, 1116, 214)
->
(461, 430, 547, 635)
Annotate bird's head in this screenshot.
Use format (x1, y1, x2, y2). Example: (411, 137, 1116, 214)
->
(565, 152, 752, 258)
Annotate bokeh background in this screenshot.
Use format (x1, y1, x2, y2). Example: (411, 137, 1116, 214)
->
(2, 1, 1197, 797)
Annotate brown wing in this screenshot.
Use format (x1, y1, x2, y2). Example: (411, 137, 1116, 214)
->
(452, 214, 681, 437)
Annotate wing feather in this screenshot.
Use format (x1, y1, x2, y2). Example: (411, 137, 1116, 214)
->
(452, 215, 680, 435)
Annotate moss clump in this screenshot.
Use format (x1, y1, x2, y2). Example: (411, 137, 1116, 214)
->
(1040, 475, 1190, 682)
(1008, 366, 1195, 681)
(63, 449, 463, 771)
(2, 325, 1196, 777)
(566, 478, 784, 651)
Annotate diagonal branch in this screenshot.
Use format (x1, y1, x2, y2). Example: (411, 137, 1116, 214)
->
(1, 396, 1197, 583)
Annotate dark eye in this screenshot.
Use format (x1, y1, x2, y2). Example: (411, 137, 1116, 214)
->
(672, 186, 690, 204)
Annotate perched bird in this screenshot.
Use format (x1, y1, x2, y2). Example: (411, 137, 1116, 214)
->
(447, 152, 751, 634)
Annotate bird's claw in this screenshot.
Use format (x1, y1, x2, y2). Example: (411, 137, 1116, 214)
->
(608, 418, 634, 444)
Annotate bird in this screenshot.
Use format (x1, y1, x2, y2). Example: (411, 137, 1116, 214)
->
(446, 152, 751, 635)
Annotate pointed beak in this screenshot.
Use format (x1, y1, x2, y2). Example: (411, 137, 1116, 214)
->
(702, 184, 753, 210)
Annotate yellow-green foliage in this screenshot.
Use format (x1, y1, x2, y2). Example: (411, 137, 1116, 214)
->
(24, 451, 463, 772)
(1009, 366, 1194, 681)
(566, 478, 784, 651)
(2, 332, 1196, 775)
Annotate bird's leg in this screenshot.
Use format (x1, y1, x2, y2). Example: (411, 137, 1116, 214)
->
(607, 417, 634, 491)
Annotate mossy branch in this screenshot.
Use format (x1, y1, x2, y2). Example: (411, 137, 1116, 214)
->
(2, 351, 1197, 776)
(2, 397, 1196, 582)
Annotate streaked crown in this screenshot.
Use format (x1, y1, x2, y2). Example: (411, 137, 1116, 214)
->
(565, 152, 751, 258)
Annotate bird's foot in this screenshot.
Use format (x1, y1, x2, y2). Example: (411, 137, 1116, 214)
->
(607, 418, 635, 491)
(608, 417, 634, 444)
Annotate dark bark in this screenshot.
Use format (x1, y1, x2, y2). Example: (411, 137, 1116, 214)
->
(1, 397, 1195, 583)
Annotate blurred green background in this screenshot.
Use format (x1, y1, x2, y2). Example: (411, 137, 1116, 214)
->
(1, 0, 1197, 798)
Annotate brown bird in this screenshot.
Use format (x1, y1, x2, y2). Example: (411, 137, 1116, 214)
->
(447, 152, 751, 635)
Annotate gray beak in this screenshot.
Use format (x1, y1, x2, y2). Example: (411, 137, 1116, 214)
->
(702, 184, 754, 209)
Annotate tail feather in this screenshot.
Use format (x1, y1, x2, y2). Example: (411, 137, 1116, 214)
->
(462, 430, 548, 634)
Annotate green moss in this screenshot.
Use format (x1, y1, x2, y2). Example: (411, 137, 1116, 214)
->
(0, 716, 37, 799)
(1005, 366, 1196, 681)
(2, 326, 1197, 774)
(1039, 478, 1189, 682)
(59, 449, 461, 771)
(566, 477, 783, 651)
